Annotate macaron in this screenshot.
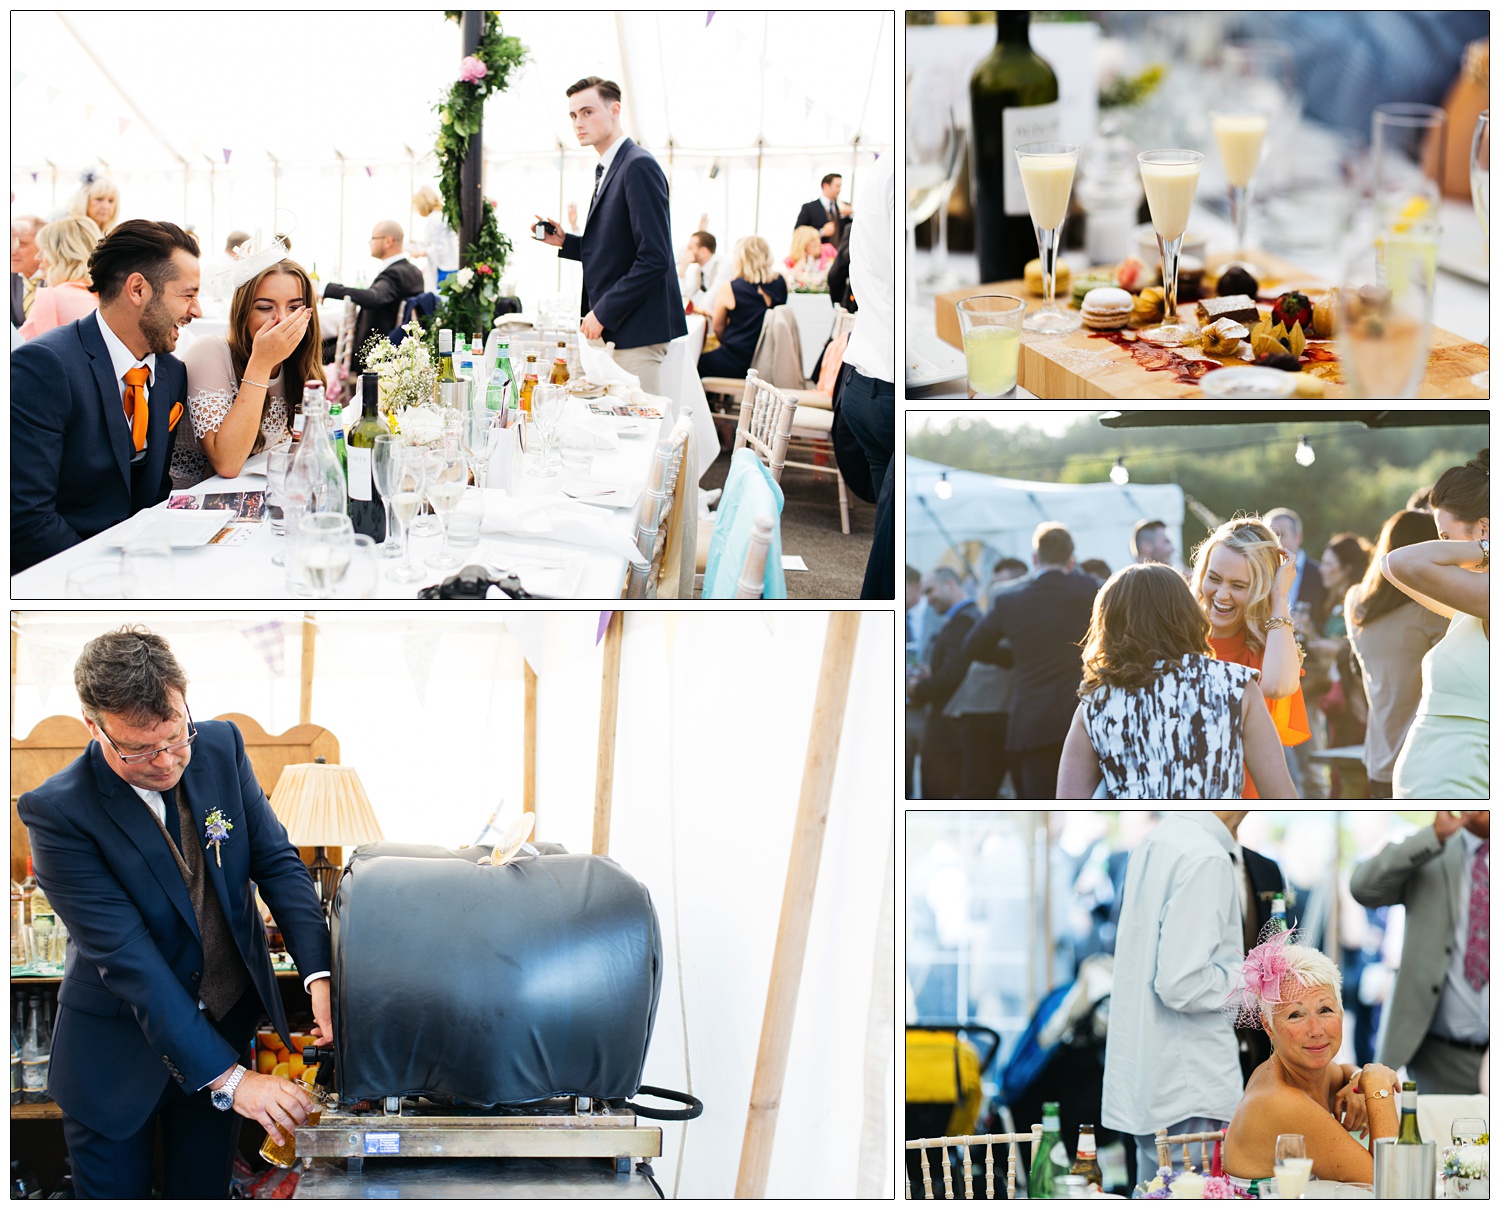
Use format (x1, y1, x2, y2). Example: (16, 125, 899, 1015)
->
(1024, 258, 1072, 299)
(1081, 287, 1134, 330)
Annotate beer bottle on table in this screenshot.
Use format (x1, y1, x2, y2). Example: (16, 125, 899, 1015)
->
(326, 400, 347, 477)
(520, 355, 540, 415)
(550, 341, 570, 385)
(1396, 1082, 1422, 1143)
(970, 10, 1061, 283)
(1069, 1125, 1103, 1193)
(347, 372, 389, 543)
(1029, 1100, 1070, 1198)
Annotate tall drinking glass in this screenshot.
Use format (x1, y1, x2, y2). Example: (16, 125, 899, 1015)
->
(1373, 103, 1447, 232)
(296, 513, 354, 600)
(1138, 149, 1205, 345)
(1471, 110, 1489, 390)
(1210, 108, 1270, 272)
(955, 295, 1026, 398)
(371, 434, 403, 558)
(265, 447, 291, 564)
(1274, 1134, 1311, 1200)
(1337, 236, 1433, 399)
(425, 453, 468, 570)
(530, 385, 566, 476)
(1015, 142, 1081, 334)
(387, 446, 430, 584)
(906, 75, 964, 303)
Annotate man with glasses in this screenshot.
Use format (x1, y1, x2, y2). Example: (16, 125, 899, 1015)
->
(320, 220, 423, 372)
(16, 626, 334, 1199)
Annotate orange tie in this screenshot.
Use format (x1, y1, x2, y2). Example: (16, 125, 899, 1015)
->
(123, 366, 149, 453)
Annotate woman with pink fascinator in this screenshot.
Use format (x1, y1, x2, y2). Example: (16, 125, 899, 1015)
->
(1220, 928, 1401, 1192)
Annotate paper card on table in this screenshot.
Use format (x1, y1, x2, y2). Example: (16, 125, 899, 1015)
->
(167, 491, 266, 521)
(781, 555, 809, 572)
(104, 509, 239, 549)
(207, 523, 255, 547)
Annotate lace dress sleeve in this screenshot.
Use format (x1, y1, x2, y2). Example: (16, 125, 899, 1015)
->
(182, 335, 244, 438)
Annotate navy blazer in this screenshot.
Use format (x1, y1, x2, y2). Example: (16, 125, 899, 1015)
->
(11, 312, 184, 574)
(963, 568, 1101, 752)
(560, 138, 688, 350)
(796, 197, 845, 243)
(17, 720, 331, 1140)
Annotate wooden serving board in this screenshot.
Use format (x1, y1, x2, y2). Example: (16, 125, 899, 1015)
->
(934, 250, 1489, 399)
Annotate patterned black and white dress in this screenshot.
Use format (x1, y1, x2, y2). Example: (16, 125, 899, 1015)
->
(1081, 653, 1258, 798)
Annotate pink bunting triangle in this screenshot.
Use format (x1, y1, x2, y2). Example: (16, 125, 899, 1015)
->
(705, 10, 715, 24)
(223, 148, 232, 163)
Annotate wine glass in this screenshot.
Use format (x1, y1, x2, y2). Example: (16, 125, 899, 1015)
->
(1337, 233, 1433, 398)
(406, 446, 444, 540)
(1450, 1118, 1487, 1146)
(386, 446, 430, 584)
(1015, 141, 1081, 334)
(372, 434, 404, 558)
(1221, 40, 1300, 194)
(1274, 1134, 1311, 1200)
(1470, 110, 1489, 390)
(1137, 149, 1205, 345)
(333, 535, 380, 598)
(425, 452, 468, 570)
(905, 73, 964, 302)
(295, 513, 354, 599)
(460, 407, 498, 489)
(1210, 107, 1271, 274)
(529, 385, 566, 477)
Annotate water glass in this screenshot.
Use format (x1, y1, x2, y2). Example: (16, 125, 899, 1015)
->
(460, 408, 499, 488)
(556, 424, 595, 474)
(120, 539, 174, 598)
(266, 447, 292, 538)
(332, 535, 379, 599)
(296, 513, 354, 599)
(1372, 103, 1447, 235)
(954, 295, 1026, 399)
(530, 385, 567, 476)
(446, 490, 485, 552)
(1338, 235, 1433, 398)
(65, 559, 136, 598)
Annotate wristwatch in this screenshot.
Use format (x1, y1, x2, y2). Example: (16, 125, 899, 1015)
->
(1478, 538, 1490, 571)
(210, 1064, 248, 1112)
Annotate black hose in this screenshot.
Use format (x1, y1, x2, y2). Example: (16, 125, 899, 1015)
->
(635, 1161, 665, 1198)
(620, 1085, 703, 1121)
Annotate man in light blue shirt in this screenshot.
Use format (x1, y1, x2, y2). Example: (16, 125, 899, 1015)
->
(1102, 812, 1248, 1183)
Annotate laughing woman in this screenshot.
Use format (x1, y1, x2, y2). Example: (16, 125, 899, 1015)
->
(1190, 518, 1311, 798)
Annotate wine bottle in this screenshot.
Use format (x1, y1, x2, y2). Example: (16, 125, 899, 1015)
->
(1029, 1101, 1071, 1199)
(437, 328, 457, 408)
(970, 11, 1061, 282)
(549, 341, 570, 385)
(1069, 1125, 1103, 1192)
(347, 372, 389, 543)
(1396, 1081, 1422, 1143)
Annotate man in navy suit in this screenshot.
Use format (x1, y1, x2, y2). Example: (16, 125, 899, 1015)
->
(962, 522, 1101, 798)
(795, 173, 852, 246)
(11, 220, 201, 574)
(17, 628, 333, 1198)
(533, 77, 686, 396)
(321, 221, 426, 372)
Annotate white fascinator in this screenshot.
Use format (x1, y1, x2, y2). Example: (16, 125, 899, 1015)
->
(204, 219, 294, 304)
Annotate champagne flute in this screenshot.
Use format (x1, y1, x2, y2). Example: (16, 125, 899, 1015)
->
(906, 73, 964, 303)
(460, 407, 498, 489)
(530, 385, 566, 477)
(295, 513, 354, 599)
(1222, 40, 1300, 196)
(1470, 110, 1489, 390)
(386, 446, 429, 584)
(425, 453, 468, 570)
(1015, 142, 1080, 334)
(1210, 107, 1270, 273)
(1274, 1134, 1311, 1200)
(1138, 149, 1205, 345)
(372, 434, 403, 558)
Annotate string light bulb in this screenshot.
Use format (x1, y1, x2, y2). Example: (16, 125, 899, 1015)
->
(935, 471, 953, 500)
(1295, 435, 1315, 467)
(1110, 457, 1129, 486)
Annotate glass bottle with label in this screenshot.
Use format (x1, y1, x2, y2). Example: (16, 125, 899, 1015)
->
(346, 372, 389, 543)
(1069, 1125, 1103, 1192)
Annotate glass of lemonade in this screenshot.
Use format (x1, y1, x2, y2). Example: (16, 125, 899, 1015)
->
(1137, 149, 1205, 345)
(955, 295, 1026, 398)
(1014, 142, 1081, 334)
(1210, 108, 1270, 273)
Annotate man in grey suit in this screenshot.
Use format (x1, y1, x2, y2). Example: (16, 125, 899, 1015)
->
(1349, 811, 1489, 1094)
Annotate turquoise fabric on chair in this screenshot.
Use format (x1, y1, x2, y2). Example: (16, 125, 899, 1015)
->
(703, 448, 786, 599)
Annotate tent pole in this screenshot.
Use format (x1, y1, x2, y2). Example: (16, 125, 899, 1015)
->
(335, 150, 347, 282)
(557, 141, 566, 293)
(1027, 814, 1036, 1012)
(735, 612, 861, 1198)
(591, 612, 625, 856)
(299, 612, 316, 726)
(458, 10, 484, 257)
(523, 660, 537, 820)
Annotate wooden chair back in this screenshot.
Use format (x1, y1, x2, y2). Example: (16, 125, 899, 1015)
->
(735, 516, 776, 599)
(905, 1127, 1040, 1201)
(732, 370, 798, 483)
(626, 420, 692, 599)
(1154, 1127, 1225, 1175)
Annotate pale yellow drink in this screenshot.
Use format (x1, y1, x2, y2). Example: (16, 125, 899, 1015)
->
(1212, 112, 1268, 188)
(1018, 153, 1077, 230)
(1274, 1158, 1313, 1200)
(962, 326, 1020, 396)
(1139, 159, 1201, 241)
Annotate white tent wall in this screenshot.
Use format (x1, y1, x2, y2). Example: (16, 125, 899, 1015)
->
(9, 610, 895, 1199)
(11, 10, 893, 311)
(906, 456, 1188, 577)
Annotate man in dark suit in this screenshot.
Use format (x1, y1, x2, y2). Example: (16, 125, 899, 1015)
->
(17, 627, 333, 1198)
(1232, 843, 1289, 1082)
(321, 221, 425, 372)
(534, 77, 686, 396)
(907, 567, 981, 799)
(12, 213, 46, 325)
(1265, 507, 1327, 795)
(962, 522, 1100, 798)
(11, 220, 200, 574)
(795, 173, 852, 246)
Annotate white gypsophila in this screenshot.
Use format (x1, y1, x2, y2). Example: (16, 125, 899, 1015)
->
(397, 403, 445, 446)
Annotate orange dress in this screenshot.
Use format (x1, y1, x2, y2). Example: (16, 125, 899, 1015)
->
(1208, 629, 1311, 799)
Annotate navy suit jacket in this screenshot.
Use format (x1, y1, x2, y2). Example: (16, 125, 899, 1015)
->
(17, 720, 331, 1139)
(796, 197, 845, 243)
(11, 311, 184, 574)
(560, 138, 688, 350)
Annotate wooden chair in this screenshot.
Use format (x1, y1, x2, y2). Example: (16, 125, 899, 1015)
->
(1154, 1127, 1226, 1175)
(327, 299, 359, 402)
(734, 516, 775, 600)
(625, 417, 692, 599)
(732, 370, 798, 481)
(905, 1127, 1040, 1201)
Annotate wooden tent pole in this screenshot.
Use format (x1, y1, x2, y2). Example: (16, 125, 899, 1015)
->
(735, 611, 861, 1198)
(11, 619, 18, 723)
(591, 612, 624, 856)
(299, 612, 316, 726)
(523, 661, 537, 819)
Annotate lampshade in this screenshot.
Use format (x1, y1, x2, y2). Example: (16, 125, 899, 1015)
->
(269, 762, 385, 849)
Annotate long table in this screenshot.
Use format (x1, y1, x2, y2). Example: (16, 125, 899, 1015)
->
(11, 411, 664, 601)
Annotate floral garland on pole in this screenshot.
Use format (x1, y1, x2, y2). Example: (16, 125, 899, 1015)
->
(429, 11, 526, 351)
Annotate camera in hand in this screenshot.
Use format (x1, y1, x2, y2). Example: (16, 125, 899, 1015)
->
(532, 219, 560, 241)
(417, 565, 550, 600)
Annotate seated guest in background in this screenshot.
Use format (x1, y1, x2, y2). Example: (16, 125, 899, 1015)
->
(696, 236, 787, 379)
(19, 216, 103, 341)
(680, 230, 726, 312)
(12, 220, 200, 573)
(68, 172, 121, 236)
(783, 225, 835, 288)
(224, 230, 251, 256)
(12, 214, 48, 324)
(409, 186, 459, 293)
(320, 221, 423, 372)
(906, 567, 980, 800)
(1133, 517, 1176, 566)
(795, 172, 851, 245)
(172, 244, 323, 488)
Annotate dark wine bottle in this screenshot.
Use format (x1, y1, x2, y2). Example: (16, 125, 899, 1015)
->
(970, 11, 1061, 282)
(347, 372, 389, 543)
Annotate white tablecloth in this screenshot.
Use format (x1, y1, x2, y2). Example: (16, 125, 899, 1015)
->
(10, 416, 663, 600)
(786, 290, 834, 378)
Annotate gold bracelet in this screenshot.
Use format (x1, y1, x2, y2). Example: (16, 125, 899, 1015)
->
(1265, 616, 1293, 630)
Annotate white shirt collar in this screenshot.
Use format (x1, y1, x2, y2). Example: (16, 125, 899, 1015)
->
(129, 781, 167, 826)
(377, 251, 408, 270)
(596, 135, 626, 182)
(93, 308, 157, 390)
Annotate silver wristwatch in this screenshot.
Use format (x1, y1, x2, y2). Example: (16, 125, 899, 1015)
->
(210, 1063, 248, 1111)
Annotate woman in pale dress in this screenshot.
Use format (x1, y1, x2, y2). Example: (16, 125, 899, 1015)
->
(17, 216, 101, 340)
(171, 257, 324, 489)
(783, 225, 835, 288)
(1383, 449, 1489, 797)
(67, 173, 121, 236)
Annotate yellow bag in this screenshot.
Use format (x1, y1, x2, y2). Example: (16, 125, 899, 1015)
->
(905, 1028, 983, 1137)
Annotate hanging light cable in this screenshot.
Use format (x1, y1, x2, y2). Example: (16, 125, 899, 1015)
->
(1110, 457, 1129, 485)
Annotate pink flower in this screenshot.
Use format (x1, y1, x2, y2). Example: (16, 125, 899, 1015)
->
(476, 264, 493, 275)
(459, 55, 488, 83)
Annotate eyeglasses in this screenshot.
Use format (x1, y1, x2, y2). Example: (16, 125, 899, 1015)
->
(96, 706, 197, 765)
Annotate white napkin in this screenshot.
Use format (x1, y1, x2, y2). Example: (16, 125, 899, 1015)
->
(478, 493, 558, 535)
(476, 491, 645, 564)
(579, 339, 639, 392)
(560, 397, 620, 451)
(486, 425, 522, 492)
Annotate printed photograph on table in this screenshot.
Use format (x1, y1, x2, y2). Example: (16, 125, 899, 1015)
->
(905, 410, 1489, 801)
(906, 12, 1490, 400)
(10, 10, 897, 600)
(905, 809, 1490, 1200)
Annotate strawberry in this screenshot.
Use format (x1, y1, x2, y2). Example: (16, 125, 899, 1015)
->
(1271, 292, 1313, 334)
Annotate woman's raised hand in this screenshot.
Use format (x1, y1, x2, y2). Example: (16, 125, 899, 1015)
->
(250, 308, 314, 369)
(1273, 546, 1297, 604)
(1334, 1074, 1368, 1133)
(1356, 1063, 1399, 1092)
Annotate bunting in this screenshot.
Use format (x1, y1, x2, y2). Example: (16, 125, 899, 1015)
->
(239, 618, 287, 677)
(403, 626, 442, 706)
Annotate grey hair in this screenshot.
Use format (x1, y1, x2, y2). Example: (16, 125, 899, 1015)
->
(75, 626, 188, 727)
(1258, 943, 1342, 1024)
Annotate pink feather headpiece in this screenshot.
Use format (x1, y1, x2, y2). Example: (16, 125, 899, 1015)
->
(1220, 922, 1305, 1030)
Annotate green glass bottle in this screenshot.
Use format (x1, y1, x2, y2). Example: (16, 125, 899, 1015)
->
(437, 328, 457, 408)
(1268, 893, 1288, 933)
(969, 11, 1061, 282)
(1029, 1101, 1070, 1198)
(346, 372, 389, 543)
(1396, 1081, 1422, 1143)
